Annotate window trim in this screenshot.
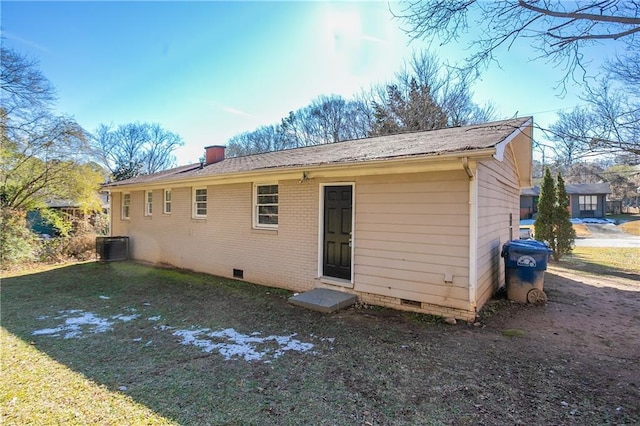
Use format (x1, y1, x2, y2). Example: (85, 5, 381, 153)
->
(579, 195, 597, 212)
(145, 190, 153, 216)
(192, 187, 207, 219)
(121, 193, 131, 220)
(253, 183, 279, 229)
(163, 189, 172, 214)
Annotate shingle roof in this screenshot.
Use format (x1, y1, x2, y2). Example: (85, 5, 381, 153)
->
(105, 117, 531, 188)
(521, 182, 611, 196)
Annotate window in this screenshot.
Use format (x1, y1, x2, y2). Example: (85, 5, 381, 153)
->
(193, 187, 207, 218)
(164, 189, 172, 214)
(122, 193, 131, 219)
(579, 195, 597, 213)
(145, 190, 153, 216)
(254, 184, 278, 228)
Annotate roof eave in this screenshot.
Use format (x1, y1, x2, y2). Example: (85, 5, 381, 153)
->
(493, 117, 533, 187)
(104, 148, 498, 192)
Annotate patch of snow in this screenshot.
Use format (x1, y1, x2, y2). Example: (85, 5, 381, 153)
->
(32, 327, 63, 336)
(172, 327, 315, 362)
(54, 309, 82, 319)
(32, 308, 146, 339)
(63, 312, 114, 337)
(33, 310, 115, 339)
(36, 315, 49, 320)
(32, 310, 325, 363)
(111, 313, 141, 322)
(581, 218, 615, 224)
(99, 295, 110, 300)
(570, 218, 583, 224)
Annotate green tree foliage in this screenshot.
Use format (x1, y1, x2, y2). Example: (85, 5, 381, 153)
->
(535, 168, 576, 260)
(535, 168, 557, 254)
(0, 208, 38, 265)
(1, 47, 106, 267)
(1, 47, 104, 212)
(553, 173, 576, 260)
(370, 78, 447, 136)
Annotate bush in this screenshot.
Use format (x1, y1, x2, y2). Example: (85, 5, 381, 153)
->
(37, 218, 99, 263)
(0, 208, 103, 267)
(0, 209, 39, 268)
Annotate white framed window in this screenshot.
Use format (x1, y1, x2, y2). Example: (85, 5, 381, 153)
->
(579, 195, 597, 213)
(145, 190, 153, 216)
(122, 193, 131, 220)
(254, 183, 278, 228)
(193, 187, 207, 218)
(163, 189, 172, 214)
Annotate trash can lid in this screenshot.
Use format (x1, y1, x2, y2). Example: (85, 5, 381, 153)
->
(502, 239, 552, 254)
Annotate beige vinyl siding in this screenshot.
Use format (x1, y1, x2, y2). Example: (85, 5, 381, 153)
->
(475, 143, 522, 309)
(353, 171, 471, 311)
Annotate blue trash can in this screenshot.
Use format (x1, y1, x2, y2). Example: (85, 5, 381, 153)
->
(501, 240, 552, 305)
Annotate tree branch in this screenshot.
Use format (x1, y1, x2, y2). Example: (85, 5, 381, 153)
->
(518, 0, 640, 25)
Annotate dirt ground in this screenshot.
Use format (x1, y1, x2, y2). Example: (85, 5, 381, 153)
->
(484, 264, 640, 361)
(332, 262, 640, 424)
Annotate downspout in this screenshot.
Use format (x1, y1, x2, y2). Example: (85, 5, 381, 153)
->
(461, 157, 474, 180)
(462, 157, 478, 316)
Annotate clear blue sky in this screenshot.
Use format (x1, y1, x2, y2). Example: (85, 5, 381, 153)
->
(2, 1, 602, 165)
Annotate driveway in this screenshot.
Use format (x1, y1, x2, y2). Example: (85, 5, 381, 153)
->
(574, 224, 640, 248)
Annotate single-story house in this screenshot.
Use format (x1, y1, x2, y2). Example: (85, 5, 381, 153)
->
(520, 183, 611, 219)
(103, 117, 533, 321)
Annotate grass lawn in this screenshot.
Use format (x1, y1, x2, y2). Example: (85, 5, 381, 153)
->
(560, 247, 640, 278)
(619, 220, 640, 236)
(2, 260, 639, 424)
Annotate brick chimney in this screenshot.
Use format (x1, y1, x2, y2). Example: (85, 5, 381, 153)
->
(204, 145, 225, 165)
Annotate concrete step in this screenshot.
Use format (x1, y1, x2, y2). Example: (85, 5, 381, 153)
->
(289, 288, 357, 313)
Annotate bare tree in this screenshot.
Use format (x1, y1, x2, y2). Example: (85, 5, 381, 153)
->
(393, 1, 639, 158)
(92, 122, 183, 180)
(393, 1, 639, 84)
(549, 80, 639, 158)
(226, 124, 289, 157)
(227, 94, 373, 157)
(398, 51, 495, 126)
(547, 107, 593, 166)
(225, 52, 495, 155)
(367, 51, 494, 135)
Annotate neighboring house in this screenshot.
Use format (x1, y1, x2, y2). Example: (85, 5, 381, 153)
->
(103, 117, 533, 321)
(28, 194, 110, 236)
(520, 183, 611, 219)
